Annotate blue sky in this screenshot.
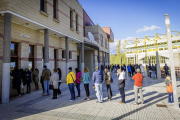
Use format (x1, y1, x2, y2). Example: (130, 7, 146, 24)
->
(78, 0, 180, 54)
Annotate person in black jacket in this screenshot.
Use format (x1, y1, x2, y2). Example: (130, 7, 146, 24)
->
(57, 68, 62, 96)
(12, 68, 21, 96)
(117, 69, 125, 104)
(25, 68, 31, 94)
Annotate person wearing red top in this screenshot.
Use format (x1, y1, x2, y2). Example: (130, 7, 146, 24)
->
(132, 69, 144, 105)
(75, 68, 82, 98)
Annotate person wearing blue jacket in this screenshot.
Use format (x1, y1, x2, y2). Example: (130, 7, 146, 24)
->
(127, 65, 131, 77)
(92, 66, 104, 103)
(82, 67, 91, 100)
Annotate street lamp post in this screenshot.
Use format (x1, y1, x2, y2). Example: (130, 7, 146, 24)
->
(165, 14, 179, 108)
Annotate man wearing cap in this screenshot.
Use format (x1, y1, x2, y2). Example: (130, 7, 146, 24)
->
(92, 66, 104, 103)
(42, 65, 51, 96)
(132, 68, 144, 105)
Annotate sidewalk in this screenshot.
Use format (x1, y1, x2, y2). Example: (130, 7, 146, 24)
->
(0, 72, 180, 120)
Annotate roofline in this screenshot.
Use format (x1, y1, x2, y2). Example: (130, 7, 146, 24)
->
(83, 9, 95, 25)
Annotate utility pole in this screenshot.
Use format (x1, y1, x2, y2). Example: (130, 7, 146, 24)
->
(165, 14, 178, 108)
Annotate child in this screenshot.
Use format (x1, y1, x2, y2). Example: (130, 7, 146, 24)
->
(165, 76, 174, 104)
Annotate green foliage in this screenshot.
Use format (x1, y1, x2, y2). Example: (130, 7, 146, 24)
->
(110, 53, 127, 65)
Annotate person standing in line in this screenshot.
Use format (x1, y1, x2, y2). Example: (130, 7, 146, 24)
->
(151, 64, 156, 78)
(127, 65, 131, 77)
(164, 76, 174, 104)
(148, 64, 152, 78)
(50, 69, 59, 99)
(42, 65, 51, 96)
(104, 69, 112, 101)
(140, 64, 144, 77)
(123, 64, 126, 72)
(67, 67, 76, 101)
(12, 68, 22, 97)
(146, 65, 150, 77)
(75, 68, 82, 98)
(40, 75, 44, 94)
(82, 67, 91, 100)
(20, 69, 26, 95)
(132, 69, 144, 105)
(92, 66, 104, 103)
(164, 64, 169, 76)
(33, 68, 39, 90)
(117, 64, 120, 69)
(115, 64, 117, 72)
(130, 64, 135, 76)
(25, 68, 32, 94)
(57, 68, 62, 96)
(117, 69, 126, 104)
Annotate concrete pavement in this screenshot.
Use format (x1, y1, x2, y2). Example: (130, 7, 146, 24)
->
(0, 72, 180, 120)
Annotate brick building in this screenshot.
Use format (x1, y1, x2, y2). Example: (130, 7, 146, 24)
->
(0, 0, 114, 103)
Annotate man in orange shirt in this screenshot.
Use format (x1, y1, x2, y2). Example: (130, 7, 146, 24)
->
(132, 69, 144, 105)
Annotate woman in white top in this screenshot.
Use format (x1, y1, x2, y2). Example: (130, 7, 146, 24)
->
(50, 69, 59, 99)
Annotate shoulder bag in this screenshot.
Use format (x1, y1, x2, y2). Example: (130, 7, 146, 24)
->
(70, 74, 76, 86)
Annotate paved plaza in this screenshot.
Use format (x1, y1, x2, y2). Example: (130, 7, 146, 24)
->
(0, 72, 180, 120)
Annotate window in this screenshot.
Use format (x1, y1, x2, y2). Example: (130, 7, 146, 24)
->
(70, 10, 73, 29)
(62, 50, 65, 59)
(173, 46, 177, 49)
(143, 50, 146, 53)
(53, 0, 57, 19)
(11, 42, 18, 71)
(164, 47, 168, 50)
(69, 51, 72, 59)
(101, 35, 103, 46)
(54, 49, 57, 69)
(29, 45, 34, 71)
(159, 48, 163, 51)
(40, 0, 45, 11)
(76, 14, 79, 31)
(105, 39, 107, 49)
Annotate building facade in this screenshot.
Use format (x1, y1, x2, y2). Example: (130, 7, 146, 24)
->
(0, 0, 114, 103)
(125, 35, 180, 67)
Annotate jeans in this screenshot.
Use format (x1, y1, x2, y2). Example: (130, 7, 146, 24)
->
(134, 85, 144, 103)
(58, 82, 61, 95)
(43, 80, 50, 95)
(168, 93, 174, 103)
(84, 84, 90, 97)
(152, 71, 156, 78)
(95, 83, 103, 102)
(106, 85, 112, 99)
(76, 83, 80, 96)
(27, 81, 31, 93)
(68, 83, 75, 100)
(119, 87, 125, 103)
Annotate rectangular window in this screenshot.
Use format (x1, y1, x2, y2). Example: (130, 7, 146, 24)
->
(76, 14, 79, 31)
(101, 35, 103, 47)
(164, 47, 168, 50)
(70, 10, 73, 29)
(62, 50, 65, 59)
(40, 0, 45, 11)
(11, 42, 18, 71)
(159, 48, 163, 51)
(29, 45, 34, 71)
(69, 51, 72, 59)
(54, 49, 57, 69)
(53, 0, 57, 19)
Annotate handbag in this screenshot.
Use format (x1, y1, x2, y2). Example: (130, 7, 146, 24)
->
(49, 84, 54, 90)
(70, 74, 76, 86)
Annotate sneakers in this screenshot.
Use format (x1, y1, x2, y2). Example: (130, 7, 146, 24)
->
(69, 99, 74, 101)
(132, 103, 138, 105)
(76, 96, 80, 98)
(119, 101, 125, 104)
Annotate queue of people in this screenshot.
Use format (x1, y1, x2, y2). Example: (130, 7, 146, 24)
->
(11, 63, 173, 105)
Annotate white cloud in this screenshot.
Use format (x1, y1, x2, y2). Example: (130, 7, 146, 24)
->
(136, 25, 161, 33)
(110, 37, 135, 54)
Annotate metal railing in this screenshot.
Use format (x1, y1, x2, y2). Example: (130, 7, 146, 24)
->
(84, 37, 99, 47)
